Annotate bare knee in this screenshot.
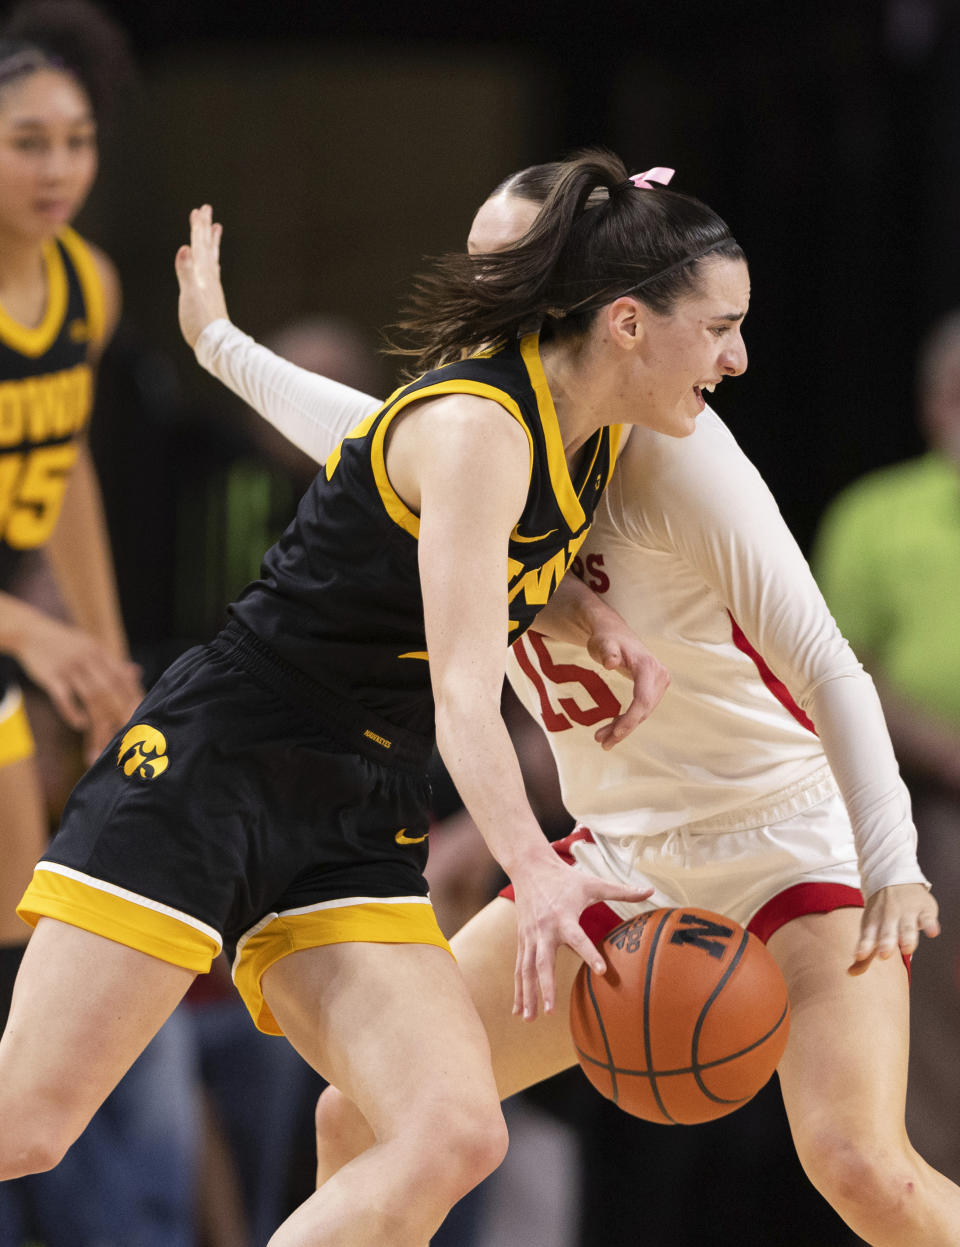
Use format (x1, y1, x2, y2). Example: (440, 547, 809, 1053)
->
(315, 1085, 375, 1177)
(798, 1128, 922, 1224)
(0, 1112, 73, 1180)
(315, 1077, 507, 1212)
(0, 1074, 94, 1180)
(421, 1096, 509, 1203)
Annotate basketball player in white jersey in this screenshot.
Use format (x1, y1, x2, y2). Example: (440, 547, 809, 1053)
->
(176, 179, 959, 1244)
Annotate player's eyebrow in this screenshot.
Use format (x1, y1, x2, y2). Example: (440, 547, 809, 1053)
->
(10, 114, 95, 128)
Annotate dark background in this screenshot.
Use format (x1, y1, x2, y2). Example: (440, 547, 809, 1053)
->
(81, 0, 960, 555)
(63, 3, 960, 1243)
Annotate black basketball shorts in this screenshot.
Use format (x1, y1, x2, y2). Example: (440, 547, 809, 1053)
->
(18, 621, 450, 1035)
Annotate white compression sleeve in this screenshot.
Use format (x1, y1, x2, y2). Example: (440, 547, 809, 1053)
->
(806, 671, 929, 898)
(194, 319, 381, 464)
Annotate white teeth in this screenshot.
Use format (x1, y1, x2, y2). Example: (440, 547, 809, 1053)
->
(704, 383, 716, 393)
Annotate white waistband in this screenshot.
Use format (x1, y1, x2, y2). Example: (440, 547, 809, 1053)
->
(671, 764, 839, 835)
(587, 765, 841, 851)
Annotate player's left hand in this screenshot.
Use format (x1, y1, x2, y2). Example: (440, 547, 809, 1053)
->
(587, 629, 670, 750)
(849, 882, 940, 975)
(175, 204, 228, 348)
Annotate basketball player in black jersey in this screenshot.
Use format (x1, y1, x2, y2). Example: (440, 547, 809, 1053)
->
(0, 2, 141, 1036)
(1, 149, 748, 1245)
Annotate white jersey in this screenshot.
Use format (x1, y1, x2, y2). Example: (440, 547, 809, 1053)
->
(508, 409, 833, 831)
(194, 320, 926, 901)
(508, 410, 924, 897)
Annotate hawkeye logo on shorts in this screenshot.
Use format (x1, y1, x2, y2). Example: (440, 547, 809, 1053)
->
(117, 725, 170, 781)
(395, 827, 429, 845)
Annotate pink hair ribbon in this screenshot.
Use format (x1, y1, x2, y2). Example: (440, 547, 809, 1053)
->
(628, 167, 675, 188)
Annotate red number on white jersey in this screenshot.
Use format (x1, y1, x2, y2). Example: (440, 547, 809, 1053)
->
(512, 631, 620, 732)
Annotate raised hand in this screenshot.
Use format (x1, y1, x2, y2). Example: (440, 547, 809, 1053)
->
(174, 204, 228, 348)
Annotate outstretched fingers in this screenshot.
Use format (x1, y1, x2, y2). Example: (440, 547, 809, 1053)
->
(176, 206, 229, 348)
(512, 876, 652, 1018)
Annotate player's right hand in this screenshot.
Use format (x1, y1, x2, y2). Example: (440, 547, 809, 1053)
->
(13, 610, 143, 761)
(587, 629, 670, 749)
(175, 204, 229, 348)
(510, 850, 652, 1020)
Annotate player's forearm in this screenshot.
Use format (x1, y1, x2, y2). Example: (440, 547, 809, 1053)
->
(0, 590, 46, 657)
(433, 691, 552, 877)
(531, 569, 621, 646)
(806, 671, 929, 897)
(194, 319, 380, 464)
(45, 445, 129, 658)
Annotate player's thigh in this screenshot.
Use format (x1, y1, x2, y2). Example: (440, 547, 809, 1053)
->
(261, 939, 503, 1140)
(451, 896, 580, 1099)
(1, 917, 196, 1142)
(768, 907, 910, 1142)
(0, 756, 48, 941)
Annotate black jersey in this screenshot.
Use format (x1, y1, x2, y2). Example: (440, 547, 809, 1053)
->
(232, 333, 625, 738)
(0, 227, 104, 590)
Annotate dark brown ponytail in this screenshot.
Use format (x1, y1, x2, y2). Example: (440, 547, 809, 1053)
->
(397, 148, 743, 372)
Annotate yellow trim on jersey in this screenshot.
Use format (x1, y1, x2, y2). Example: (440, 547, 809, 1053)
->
(233, 898, 453, 1035)
(0, 688, 35, 767)
(324, 405, 382, 479)
(17, 863, 222, 972)
(369, 380, 536, 539)
(399, 650, 429, 660)
(0, 239, 69, 358)
(57, 227, 106, 348)
(519, 334, 626, 518)
(519, 332, 589, 531)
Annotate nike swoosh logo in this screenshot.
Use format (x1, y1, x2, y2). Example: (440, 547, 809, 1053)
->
(511, 526, 557, 543)
(395, 828, 429, 845)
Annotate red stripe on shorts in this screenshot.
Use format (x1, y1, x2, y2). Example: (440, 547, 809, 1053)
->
(749, 881, 912, 975)
(747, 881, 863, 942)
(498, 827, 622, 946)
(499, 843, 910, 973)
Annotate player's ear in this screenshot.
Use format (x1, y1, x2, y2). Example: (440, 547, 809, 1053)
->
(605, 296, 645, 350)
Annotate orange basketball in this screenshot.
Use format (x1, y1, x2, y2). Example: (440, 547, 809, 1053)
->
(570, 907, 790, 1125)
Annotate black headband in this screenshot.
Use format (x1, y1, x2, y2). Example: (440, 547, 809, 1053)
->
(546, 237, 732, 321)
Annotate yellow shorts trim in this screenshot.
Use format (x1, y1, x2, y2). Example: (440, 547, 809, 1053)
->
(17, 862, 222, 972)
(234, 897, 453, 1036)
(0, 688, 35, 767)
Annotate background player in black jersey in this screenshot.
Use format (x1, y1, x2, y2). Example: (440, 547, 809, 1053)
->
(1, 149, 748, 1245)
(0, 0, 142, 1034)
